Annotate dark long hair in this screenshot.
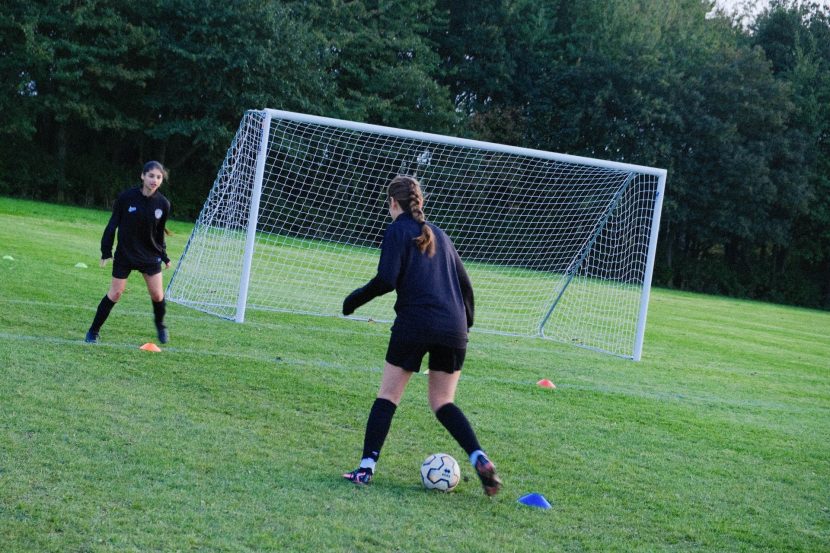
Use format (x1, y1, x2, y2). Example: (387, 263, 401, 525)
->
(388, 175, 435, 256)
(142, 160, 168, 181)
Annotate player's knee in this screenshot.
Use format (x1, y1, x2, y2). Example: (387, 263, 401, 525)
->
(150, 292, 164, 303)
(108, 290, 123, 302)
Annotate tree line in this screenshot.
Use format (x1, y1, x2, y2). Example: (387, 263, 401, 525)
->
(1, 0, 828, 309)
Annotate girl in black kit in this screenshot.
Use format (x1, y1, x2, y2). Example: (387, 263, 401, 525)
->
(341, 175, 502, 496)
(85, 161, 172, 344)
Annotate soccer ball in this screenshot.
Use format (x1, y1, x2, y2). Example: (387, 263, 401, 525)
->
(420, 453, 461, 491)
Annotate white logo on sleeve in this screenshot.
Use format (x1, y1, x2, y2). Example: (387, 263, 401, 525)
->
(128, 206, 137, 213)
(154, 209, 163, 219)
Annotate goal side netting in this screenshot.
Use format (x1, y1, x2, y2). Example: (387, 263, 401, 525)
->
(166, 109, 666, 359)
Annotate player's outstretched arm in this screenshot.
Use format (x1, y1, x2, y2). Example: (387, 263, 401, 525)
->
(342, 276, 393, 315)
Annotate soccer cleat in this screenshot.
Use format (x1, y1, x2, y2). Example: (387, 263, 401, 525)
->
(342, 467, 373, 485)
(85, 330, 99, 344)
(474, 454, 503, 497)
(156, 325, 169, 344)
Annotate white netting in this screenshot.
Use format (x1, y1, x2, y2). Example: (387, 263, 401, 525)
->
(167, 109, 665, 358)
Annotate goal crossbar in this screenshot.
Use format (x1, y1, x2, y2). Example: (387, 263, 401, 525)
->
(264, 109, 667, 178)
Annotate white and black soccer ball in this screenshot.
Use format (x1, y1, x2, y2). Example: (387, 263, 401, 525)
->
(420, 453, 461, 491)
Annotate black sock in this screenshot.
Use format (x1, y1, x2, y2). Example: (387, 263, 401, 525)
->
(435, 402, 481, 456)
(152, 299, 166, 328)
(361, 398, 397, 462)
(89, 295, 116, 333)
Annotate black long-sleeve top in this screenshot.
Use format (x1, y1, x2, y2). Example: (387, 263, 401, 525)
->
(101, 187, 171, 265)
(347, 212, 474, 348)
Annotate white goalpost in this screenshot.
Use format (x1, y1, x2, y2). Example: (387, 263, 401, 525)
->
(166, 109, 666, 360)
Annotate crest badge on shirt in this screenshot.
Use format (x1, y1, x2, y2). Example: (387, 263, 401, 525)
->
(154, 209, 163, 220)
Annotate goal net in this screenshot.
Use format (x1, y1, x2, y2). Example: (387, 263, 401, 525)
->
(166, 109, 666, 359)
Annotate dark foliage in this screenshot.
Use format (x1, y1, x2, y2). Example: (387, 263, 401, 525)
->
(0, 0, 827, 308)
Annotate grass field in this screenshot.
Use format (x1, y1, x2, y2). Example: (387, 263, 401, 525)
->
(1, 196, 829, 552)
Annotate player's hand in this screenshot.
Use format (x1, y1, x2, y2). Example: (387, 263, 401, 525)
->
(100, 257, 112, 268)
(164, 261, 171, 270)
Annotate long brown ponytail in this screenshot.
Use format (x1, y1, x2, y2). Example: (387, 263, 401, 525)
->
(388, 175, 435, 257)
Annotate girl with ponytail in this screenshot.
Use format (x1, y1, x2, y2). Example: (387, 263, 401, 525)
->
(341, 175, 502, 496)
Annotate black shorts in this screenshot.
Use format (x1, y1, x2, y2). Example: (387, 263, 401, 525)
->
(112, 259, 162, 279)
(385, 334, 466, 374)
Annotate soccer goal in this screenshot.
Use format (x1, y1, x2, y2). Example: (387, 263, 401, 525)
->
(166, 109, 666, 360)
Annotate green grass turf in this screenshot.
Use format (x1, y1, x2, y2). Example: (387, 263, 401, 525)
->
(0, 196, 828, 552)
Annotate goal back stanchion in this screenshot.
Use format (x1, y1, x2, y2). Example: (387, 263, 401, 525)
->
(236, 110, 272, 323)
(166, 109, 667, 359)
(634, 171, 666, 361)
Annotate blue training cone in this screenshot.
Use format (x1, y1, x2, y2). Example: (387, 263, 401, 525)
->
(518, 492, 552, 509)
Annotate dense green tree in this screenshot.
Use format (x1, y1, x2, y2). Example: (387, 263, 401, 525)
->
(752, 1, 830, 306)
(433, 0, 514, 116)
(292, 0, 456, 133)
(142, 0, 334, 168)
(0, 0, 827, 307)
(0, 2, 47, 198)
(0, 0, 334, 212)
(429, 0, 556, 144)
(0, 2, 42, 139)
(511, 0, 805, 300)
(0, 0, 154, 201)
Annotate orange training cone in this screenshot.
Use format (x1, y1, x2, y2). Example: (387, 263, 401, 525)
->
(140, 342, 161, 352)
(536, 378, 556, 389)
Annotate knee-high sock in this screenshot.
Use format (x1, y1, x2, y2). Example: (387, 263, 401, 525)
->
(435, 402, 481, 456)
(90, 295, 116, 333)
(362, 398, 397, 462)
(152, 299, 166, 327)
